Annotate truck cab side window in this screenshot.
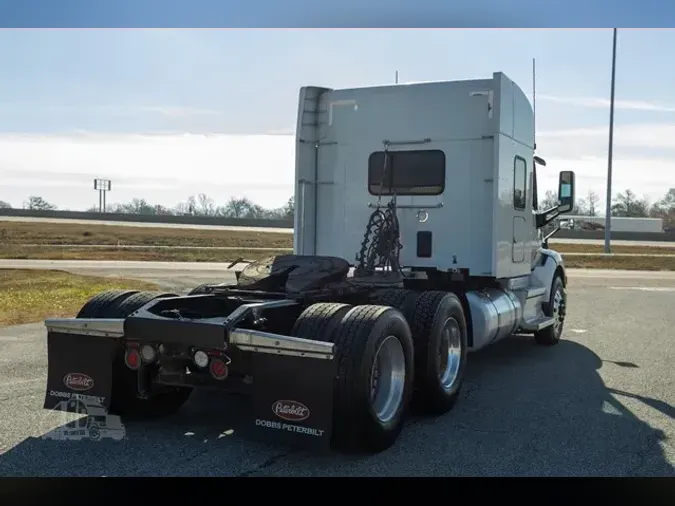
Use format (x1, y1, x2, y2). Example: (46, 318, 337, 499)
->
(513, 156, 527, 210)
(532, 162, 539, 211)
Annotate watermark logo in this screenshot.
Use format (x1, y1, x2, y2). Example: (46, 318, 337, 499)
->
(42, 397, 126, 442)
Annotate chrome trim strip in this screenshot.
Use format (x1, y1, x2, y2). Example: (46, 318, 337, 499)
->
(229, 328, 334, 360)
(44, 318, 125, 338)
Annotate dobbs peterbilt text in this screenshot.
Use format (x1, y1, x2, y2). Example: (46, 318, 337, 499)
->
(255, 418, 325, 437)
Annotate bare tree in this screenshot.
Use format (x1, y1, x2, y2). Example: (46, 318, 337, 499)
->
(196, 193, 216, 216)
(539, 190, 558, 210)
(0, 200, 11, 209)
(284, 196, 294, 219)
(173, 201, 190, 215)
(186, 195, 197, 216)
(611, 189, 650, 217)
(78, 193, 297, 220)
(650, 187, 675, 230)
(121, 198, 156, 215)
(572, 198, 588, 216)
(586, 191, 599, 216)
(24, 196, 57, 211)
(221, 197, 253, 218)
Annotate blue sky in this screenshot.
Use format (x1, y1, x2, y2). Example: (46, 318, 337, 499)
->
(1, 29, 674, 211)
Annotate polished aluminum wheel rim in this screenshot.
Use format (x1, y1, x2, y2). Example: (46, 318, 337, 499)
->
(370, 335, 406, 423)
(437, 317, 462, 391)
(552, 286, 566, 336)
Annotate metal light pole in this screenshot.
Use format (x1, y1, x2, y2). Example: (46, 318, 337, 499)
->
(604, 28, 618, 253)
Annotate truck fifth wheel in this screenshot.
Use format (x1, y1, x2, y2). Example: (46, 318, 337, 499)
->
(42, 72, 576, 453)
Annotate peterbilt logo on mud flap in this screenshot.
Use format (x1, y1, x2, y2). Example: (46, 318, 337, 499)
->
(63, 373, 94, 392)
(272, 400, 310, 422)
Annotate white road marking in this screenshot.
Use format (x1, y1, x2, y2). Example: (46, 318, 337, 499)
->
(568, 329, 588, 334)
(609, 286, 675, 292)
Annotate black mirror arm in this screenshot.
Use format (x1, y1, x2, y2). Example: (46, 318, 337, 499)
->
(535, 205, 561, 229)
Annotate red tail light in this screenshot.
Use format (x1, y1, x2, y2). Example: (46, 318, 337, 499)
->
(124, 348, 140, 370)
(209, 358, 229, 380)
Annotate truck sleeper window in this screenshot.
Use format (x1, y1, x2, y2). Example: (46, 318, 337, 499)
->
(513, 156, 527, 210)
(368, 149, 445, 196)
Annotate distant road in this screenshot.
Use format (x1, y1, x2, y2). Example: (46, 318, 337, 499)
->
(551, 238, 675, 247)
(2, 259, 675, 293)
(9, 243, 675, 256)
(2, 215, 674, 247)
(0, 216, 293, 234)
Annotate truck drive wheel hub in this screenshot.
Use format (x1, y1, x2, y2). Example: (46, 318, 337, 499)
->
(370, 335, 406, 424)
(552, 287, 566, 335)
(438, 317, 462, 391)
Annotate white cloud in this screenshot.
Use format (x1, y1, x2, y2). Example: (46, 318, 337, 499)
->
(0, 103, 224, 118)
(538, 95, 675, 113)
(536, 122, 675, 207)
(537, 123, 675, 161)
(0, 133, 295, 210)
(99, 106, 223, 118)
(538, 155, 673, 207)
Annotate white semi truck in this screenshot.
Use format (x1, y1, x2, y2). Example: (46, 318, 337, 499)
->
(41, 72, 576, 454)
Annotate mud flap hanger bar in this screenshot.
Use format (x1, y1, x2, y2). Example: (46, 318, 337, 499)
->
(44, 298, 335, 360)
(45, 318, 125, 338)
(229, 329, 334, 360)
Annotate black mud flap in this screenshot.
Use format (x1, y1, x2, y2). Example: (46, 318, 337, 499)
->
(251, 353, 336, 451)
(43, 332, 119, 412)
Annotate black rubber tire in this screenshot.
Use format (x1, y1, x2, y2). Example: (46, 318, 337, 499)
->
(408, 291, 469, 416)
(370, 288, 419, 323)
(329, 305, 414, 453)
(76, 290, 192, 419)
(534, 275, 566, 346)
(290, 302, 353, 343)
(76, 290, 140, 318)
(105, 290, 175, 319)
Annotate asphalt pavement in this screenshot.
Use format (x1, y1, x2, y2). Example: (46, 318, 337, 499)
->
(0, 264, 674, 476)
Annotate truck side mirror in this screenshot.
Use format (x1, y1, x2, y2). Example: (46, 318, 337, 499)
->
(557, 170, 575, 214)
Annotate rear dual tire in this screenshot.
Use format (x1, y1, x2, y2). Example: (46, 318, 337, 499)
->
(292, 303, 414, 453)
(372, 289, 468, 416)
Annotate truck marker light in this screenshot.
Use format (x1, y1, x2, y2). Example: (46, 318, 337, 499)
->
(209, 358, 229, 380)
(140, 345, 157, 363)
(193, 350, 209, 368)
(124, 348, 140, 370)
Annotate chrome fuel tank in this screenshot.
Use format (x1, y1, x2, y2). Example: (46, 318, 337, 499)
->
(465, 288, 523, 351)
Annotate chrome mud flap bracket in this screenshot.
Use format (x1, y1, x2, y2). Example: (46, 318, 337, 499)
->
(231, 329, 336, 451)
(43, 319, 121, 412)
